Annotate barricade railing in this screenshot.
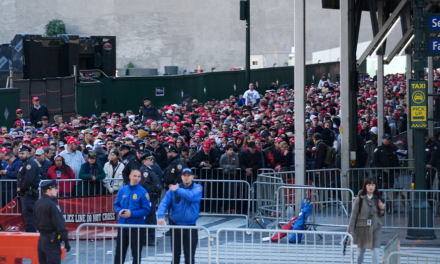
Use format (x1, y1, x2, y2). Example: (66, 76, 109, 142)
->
(216, 228, 355, 263)
(380, 189, 440, 229)
(346, 167, 417, 192)
(386, 252, 440, 264)
(192, 179, 251, 228)
(75, 223, 211, 264)
(276, 186, 354, 228)
(0, 179, 19, 214)
(192, 167, 244, 182)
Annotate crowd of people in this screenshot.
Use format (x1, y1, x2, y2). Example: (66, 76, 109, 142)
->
(0, 73, 422, 205)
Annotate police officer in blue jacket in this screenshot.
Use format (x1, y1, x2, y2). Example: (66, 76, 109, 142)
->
(113, 169, 151, 264)
(157, 168, 203, 264)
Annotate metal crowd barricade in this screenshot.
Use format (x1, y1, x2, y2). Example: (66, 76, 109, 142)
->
(0, 179, 19, 215)
(75, 223, 212, 264)
(386, 252, 440, 264)
(346, 167, 415, 192)
(276, 186, 354, 229)
(192, 178, 251, 228)
(216, 228, 355, 263)
(380, 189, 440, 229)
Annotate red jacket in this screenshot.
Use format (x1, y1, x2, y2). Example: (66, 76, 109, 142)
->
(46, 165, 76, 194)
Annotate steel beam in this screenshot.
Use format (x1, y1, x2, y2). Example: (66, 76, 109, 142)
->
(384, 28, 414, 64)
(356, 0, 409, 68)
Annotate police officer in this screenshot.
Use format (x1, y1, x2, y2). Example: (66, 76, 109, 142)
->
(122, 143, 145, 184)
(163, 145, 186, 187)
(157, 168, 203, 264)
(425, 133, 439, 189)
(373, 133, 399, 189)
(139, 150, 162, 246)
(34, 180, 70, 264)
(17, 145, 40, 232)
(114, 169, 151, 264)
(373, 133, 399, 214)
(120, 144, 135, 166)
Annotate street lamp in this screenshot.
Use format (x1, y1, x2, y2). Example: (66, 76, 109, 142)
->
(240, 0, 250, 89)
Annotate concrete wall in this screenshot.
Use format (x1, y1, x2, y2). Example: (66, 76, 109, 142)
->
(0, 0, 403, 73)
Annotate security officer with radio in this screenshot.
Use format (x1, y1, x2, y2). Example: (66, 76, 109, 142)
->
(140, 150, 162, 246)
(17, 145, 40, 232)
(122, 143, 145, 185)
(157, 168, 203, 264)
(163, 145, 186, 187)
(34, 180, 70, 264)
(373, 133, 399, 189)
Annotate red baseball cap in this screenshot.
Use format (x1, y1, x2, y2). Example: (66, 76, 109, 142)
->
(14, 120, 23, 127)
(275, 137, 283, 143)
(67, 138, 80, 144)
(219, 132, 229, 138)
(203, 141, 211, 151)
(372, 104, 377, 108)
(32, 97, 39, 102)
(16, 109, 23, 113)
(289, 138, 295, 143)
(202, 125, 209, 130)
(163, 123, 170, 128)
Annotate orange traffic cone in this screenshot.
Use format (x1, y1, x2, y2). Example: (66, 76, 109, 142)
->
(197, 64, 201, 73)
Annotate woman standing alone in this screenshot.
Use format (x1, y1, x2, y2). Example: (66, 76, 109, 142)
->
(347, 177, 385, 264)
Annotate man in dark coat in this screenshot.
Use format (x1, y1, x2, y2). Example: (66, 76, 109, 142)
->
(29, 97, 50, 126)
(425, 133, 439, 189)
(146, 137, 167, 170)
(373, 133, 399, 193)
(139, 97, 161, 122)
(239, 142, 262, 182)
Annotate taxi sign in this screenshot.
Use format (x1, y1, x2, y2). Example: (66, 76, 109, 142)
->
(409, 80, 427, 129)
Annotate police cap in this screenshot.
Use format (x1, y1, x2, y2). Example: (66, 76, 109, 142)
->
(140, 150, 154, 161)
(167, 145, 179, 153)
(136, 143, 146, 153)
(41, 180, 58, 190)
(120, 144, 132, 151)
(18, 145, 31, 152)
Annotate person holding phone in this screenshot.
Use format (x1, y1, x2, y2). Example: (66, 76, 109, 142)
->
(347, 177, 385, 264)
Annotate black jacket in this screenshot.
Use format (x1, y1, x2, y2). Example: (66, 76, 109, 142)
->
(425, 139, 439, 169)
(17, 157, 40, 195)
(122, 151, 136, 166)
(315, 140, 328, 169)
(163, 154, 187, 185)
(272, 148, 293, 169)
(239, 149, 262, 177)
(147, 145, 168, 170)
(33, 194, 68, 243)
(373, 143, 399, 168)
(139, 105, 161, 122)
(30, 105, 50, 126)
(96, 153, 108, 168)
(122, 156, 143, 184)
(140, 165, 162, 198)
(191, 148, 221, 169)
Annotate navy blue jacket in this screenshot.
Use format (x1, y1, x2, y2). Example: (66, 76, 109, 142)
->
(1, 156, 21, 180)
(114, 183, 151, 227)
(157, 182, 203, 225)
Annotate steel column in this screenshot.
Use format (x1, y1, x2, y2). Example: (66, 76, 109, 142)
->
(245, 0, 251, 88)
(340, 0, 350, 183)
(428, 57, 434, 138)
(294, 0, 306, 215)
(406, 55, 414, 165)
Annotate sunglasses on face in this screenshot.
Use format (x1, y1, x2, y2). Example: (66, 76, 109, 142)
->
(385, 137, 391, 140)
(150, 141, 157, 144)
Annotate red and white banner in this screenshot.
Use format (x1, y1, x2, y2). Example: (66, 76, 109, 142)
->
(0, 195, 119, 239)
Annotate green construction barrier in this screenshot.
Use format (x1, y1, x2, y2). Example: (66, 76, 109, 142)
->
(0, 89, 21, 128)
(77, 81, 102, 118)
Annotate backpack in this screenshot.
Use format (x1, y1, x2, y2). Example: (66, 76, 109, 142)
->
(319, 142, 336, 165)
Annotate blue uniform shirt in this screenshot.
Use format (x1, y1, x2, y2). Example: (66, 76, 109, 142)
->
(114, 182, 151, 226)
(157, 182, 203, 225)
